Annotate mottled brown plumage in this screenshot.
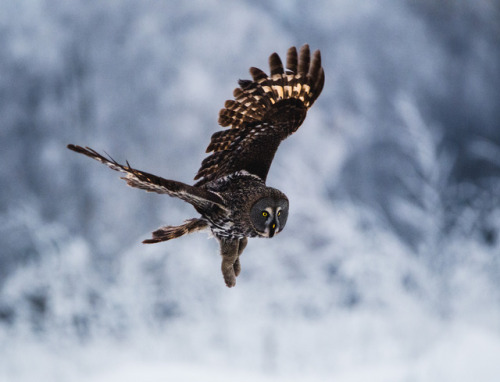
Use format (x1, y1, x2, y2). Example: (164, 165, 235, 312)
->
(68, 44, 324, 287)
(196, 45, 324, 185)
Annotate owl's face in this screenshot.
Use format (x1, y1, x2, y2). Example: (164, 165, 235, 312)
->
(250, 196, 289, 238)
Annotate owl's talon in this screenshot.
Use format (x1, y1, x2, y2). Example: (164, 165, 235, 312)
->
(223, 270, 236, 287)
(233, 258, 241, 277)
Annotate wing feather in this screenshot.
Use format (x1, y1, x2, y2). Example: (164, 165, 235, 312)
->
(68, 144, 225, 210)
(286, 46, 298, 73)
(194, 44, 324, 186)
(298, 44, 310, 76)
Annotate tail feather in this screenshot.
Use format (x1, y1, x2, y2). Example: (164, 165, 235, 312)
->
(142, 218, 208, 244)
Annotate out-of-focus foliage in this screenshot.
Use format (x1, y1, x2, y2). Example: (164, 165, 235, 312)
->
(1, 1, 500, 380)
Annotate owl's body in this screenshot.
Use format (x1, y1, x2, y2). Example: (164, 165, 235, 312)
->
(68, 45, 324, 287)
(202, 171, 286, 240)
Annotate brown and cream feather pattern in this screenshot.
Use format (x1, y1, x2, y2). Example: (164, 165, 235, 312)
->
(67, 44, 324, 287)
(194, 44, 324, 186)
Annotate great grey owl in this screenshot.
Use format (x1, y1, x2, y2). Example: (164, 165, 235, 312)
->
(68, 44, 324, 287)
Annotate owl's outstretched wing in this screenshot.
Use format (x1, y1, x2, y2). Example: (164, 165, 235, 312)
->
(194, 44, 324, 186)
(67, 144, 224, 210)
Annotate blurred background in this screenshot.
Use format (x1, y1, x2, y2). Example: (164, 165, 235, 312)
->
(1, 0, 500, 381)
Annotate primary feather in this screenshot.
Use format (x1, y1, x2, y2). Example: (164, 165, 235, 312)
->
(194, 44, 324, 186)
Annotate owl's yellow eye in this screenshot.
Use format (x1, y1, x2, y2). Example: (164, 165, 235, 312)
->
(277, 211, 281, 217)
(262, 211, 268, 217)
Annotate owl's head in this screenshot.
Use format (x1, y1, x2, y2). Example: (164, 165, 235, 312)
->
(250, 196, 289, 238)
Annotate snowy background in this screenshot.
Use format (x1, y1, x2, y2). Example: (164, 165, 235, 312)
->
(1, 0, 500, 381)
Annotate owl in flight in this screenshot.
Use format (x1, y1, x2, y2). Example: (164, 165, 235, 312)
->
(68, 44, 324, 287)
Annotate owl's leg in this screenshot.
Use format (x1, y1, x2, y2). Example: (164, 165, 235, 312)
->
(220, 239, 240, 288)
(233, 237, 248, 277)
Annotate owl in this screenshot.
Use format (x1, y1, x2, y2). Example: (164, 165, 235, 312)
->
(68, 44, 324, 287)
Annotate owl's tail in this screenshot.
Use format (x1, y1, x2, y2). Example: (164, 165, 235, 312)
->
(218, 44, 325, 129)
(142, 218, 208, 244)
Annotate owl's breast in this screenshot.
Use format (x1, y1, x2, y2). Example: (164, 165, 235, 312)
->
(201, 172, 268, 239)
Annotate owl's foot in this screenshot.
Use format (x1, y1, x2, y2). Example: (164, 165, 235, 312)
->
(220, 237, 249, 287)
(222, 255, 237, 287)
(223, 256, 244, 286)
(222, 267, 237, 288)
(220, 239, 240, 287)
(233, 237, 247, 277)
(233, 258, 241, 277)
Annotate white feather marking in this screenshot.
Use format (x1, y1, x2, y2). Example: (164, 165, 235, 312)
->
(274, 86, 284, 99)
(293, 83, 302, 95)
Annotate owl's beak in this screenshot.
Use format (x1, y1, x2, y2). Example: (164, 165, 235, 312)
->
(268, 222, 277, 238)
